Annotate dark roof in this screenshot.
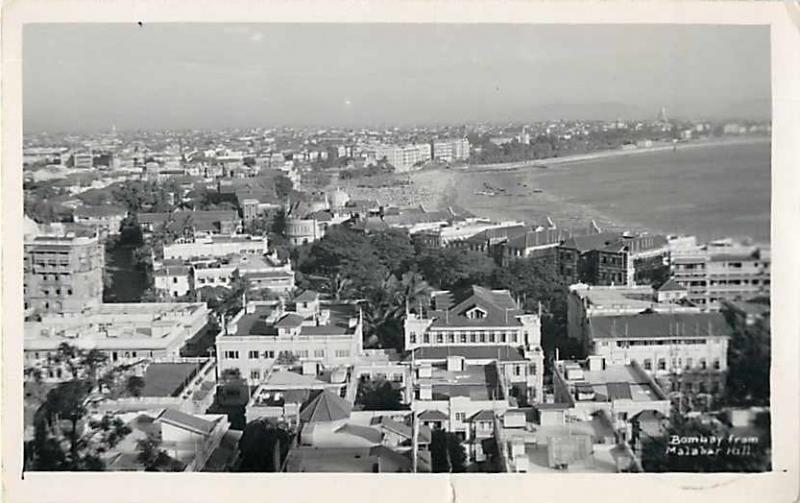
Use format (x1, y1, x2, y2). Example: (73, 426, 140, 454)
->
(506, 228, 561, 250)
(588, 312, 732, 339)
(299, 390, 352, 423)
(463, 225, 528, 245)
(137, 210, 238, 233)
(74, 205, 127, 218)
(429, 286, 523, 328)
(372, 417, 432, 444)
(560, 232, 624, 253)
(141, 362, 202, 397)
(631, 409, 667, 422)
(274, 313, 306, 329)
(418, 410, 448, 421)
(157, 408, 218, 435)
(606, 383, 633, 401)
(470, 410, 496, 422)
(411, 345, 526, 362)
(658, 278, 687, 292)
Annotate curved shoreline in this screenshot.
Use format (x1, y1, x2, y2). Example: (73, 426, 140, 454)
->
(460, 136, 770, 173)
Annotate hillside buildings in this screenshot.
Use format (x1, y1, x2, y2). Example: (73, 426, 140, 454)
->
(558, 231, 669, 287)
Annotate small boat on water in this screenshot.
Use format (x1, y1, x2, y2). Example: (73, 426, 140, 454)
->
(533, 189, 544, 193)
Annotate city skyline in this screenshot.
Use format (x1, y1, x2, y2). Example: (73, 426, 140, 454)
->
(23, 23, 770, 133)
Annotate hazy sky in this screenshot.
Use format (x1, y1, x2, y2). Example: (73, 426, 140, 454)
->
(23, 23, 770, 132)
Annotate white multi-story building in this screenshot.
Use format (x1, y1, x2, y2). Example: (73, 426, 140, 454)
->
(579, 311, 731, 396)
(216, 291, 364, 385)
(432, 138, 470, 163)
(162, 234, 268, 261)
(404, 286, 544, 405)
(670, 239, 770, 310)
(24, 302, 210, 381)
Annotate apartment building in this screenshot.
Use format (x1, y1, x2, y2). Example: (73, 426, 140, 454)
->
(216, 291, 364, 385)
(368, 143, 432, 172)
(23, 232, 105, 315)
(670, 239, 770, 310)
(432, 138, 470, 162)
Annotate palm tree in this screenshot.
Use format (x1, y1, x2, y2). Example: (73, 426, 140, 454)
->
(55, 343, 84, 379)
(80, 349, 108, 388)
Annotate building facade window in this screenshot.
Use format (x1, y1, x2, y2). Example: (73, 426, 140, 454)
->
(248, 350, 259, 359)
(223, 350, 239, 359)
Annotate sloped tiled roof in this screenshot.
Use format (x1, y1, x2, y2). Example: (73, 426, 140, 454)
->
(606, 382, 633, 401)
(299, 390, 352, 423)
(429, 286, 523, 328)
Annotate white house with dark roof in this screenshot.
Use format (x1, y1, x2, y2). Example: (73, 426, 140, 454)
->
(404, 286, 544, 404)
(583, 311, 732, 396)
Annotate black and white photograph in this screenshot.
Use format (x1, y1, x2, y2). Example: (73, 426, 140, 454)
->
(5, 3, 797, 495)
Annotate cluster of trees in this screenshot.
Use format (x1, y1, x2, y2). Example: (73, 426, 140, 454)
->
(237, 419, 293, 472)
(468, 125, 684, 166)
(338, 163, 394, 180)
(111, 180, 181, 214)
(430, 429, 467, 473)
(294, 225, 570, 355)
(724, 313, 770, 407)
(355, 377, 404, 411)
(25, 343, 141, 471)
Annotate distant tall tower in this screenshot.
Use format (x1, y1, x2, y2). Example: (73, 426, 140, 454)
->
(657, 107, 668, 123)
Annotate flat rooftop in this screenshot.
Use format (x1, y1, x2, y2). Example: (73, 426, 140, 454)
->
(559, 362, 667, 402)
(283, 446, 412, 473)
(571, 285, 658, 312)
(227, 303, 358, 338)
(422, 363, 502, 401)
(141, 362, 204, 397)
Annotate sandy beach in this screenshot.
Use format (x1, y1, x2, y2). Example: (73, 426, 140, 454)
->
(329, 135, 770, 241)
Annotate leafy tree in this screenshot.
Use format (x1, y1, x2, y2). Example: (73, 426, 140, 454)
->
(417, 248, 496, 290)
(724, 316, 770, 406)
(274, 175, 294, 200)
(126, 375, 146, 397)
(80, 348, 109, 387)
(368, 229, 416, 276)
(136, 433, 184, 472)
